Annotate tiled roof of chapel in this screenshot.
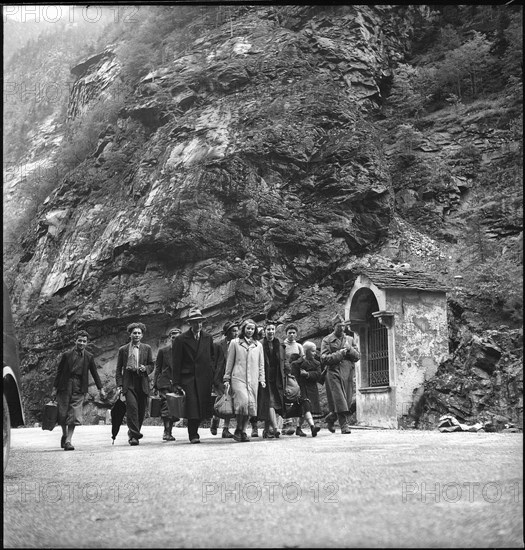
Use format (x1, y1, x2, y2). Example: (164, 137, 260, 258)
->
(358, 267, 449, 292)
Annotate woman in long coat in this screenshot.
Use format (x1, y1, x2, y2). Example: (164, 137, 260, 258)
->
(223, 319, 265, 442)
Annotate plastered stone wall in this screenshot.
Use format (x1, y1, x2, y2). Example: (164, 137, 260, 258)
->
(386, 290, 448, 420)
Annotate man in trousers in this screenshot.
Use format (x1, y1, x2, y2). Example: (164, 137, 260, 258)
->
(52, 330, 106, 450)
(154, 327, 181, 441)
(116, 322, 154, 446)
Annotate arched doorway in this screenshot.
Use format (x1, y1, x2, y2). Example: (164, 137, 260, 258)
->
(347, 283, 397, 428)
(349, 287, 390, 389)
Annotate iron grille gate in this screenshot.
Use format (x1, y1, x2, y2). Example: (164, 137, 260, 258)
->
(367, 316, 389, 386)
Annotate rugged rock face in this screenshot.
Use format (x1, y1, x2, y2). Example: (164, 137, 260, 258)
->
(5, 5, 522, 427)
(415, 328, 523, 430)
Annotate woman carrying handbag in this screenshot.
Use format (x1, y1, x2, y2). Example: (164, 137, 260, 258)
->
(223, 319, 266, 442)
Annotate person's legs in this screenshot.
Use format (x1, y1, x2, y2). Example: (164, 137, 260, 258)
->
(60, 423, 67, 448)
(210, 415, 220, 435)
(338, 412, 351, 434)
(222, 415, 233, 438)
(295, 417, 306, 436)
(268, 408, 280, 437)
(159, 389, 175, 440)
(234, 414, 244, 441)
(241, 415, 251, 441)
(187, 418, 201, 442)
(125, 389, 141, 442)
(250, 416, 258, 437)
(304, 411, 321, 437)
(137, 391, 147, 434)
(64, 382, 83, 449)
(162, 417, 175, 440)
(66, 424, 76, 442)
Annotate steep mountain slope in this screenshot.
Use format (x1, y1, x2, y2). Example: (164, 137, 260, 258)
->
(3, 6, 522, 426)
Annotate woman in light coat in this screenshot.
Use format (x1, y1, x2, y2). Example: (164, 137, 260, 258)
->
(224, 319, 266, 442)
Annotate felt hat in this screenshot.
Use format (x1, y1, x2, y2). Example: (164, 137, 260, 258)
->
(222, 320, 239, 335)
(331, 313, 345, 326)
(186, 307, 206, 322)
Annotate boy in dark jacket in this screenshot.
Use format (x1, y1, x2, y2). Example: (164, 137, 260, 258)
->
(52, 330, 106, 450)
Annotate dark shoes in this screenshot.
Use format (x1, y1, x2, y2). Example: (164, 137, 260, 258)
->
(210, 417, 219, 436)
(273, 430, 281, 439)
(190, 437, 201, 444)
(295, 427, 307, 437)
(64, 442, 75, 451)
(233, 429, 243, 442)
(241, 431, 250, 442)
(311, 425, 321, 437)
(60, 435, 66, 449)
(341, 425, 352, 434)
(262, 430, 274, 439)
(129, 438, 139, 446)
(163, 432, 176, 441)
(326, 420, 336, 433)
(284, 427, 295, 435)
(222, 428, 234, 439)
(251, 426, 258, 437)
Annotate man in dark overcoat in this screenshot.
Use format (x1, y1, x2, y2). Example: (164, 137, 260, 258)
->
(172, 307, 215, 444)
(52, 330, 106, 450)
(320, 314, 360, 434)
(153, 327, 181, 441)
(116, 322, 154, 446)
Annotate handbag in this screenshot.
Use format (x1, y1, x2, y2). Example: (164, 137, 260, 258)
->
(166, 389, 185, 419)
(284, 374, 301, 402)
(42, 400, 58, 431)
(149, 393, 162, 418)
(214, 391, 234, 419)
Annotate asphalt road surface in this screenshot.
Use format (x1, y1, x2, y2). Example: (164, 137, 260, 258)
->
(3, 425, 523, 548)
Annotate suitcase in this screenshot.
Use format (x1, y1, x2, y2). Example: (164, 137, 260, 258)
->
(42, 401, 58, 431)
(166, 390, 185, 420)
(149, 394, 162, 418)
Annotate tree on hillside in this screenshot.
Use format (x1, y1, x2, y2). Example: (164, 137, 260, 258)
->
(436, 31, 495, 99)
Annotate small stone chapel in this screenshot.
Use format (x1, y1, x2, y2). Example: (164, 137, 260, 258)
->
(345, 267, 449, 428)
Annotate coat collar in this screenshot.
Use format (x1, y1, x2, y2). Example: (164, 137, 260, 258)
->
(181, 328, 204, 340)
(324, 332, 343, 343)
(238, 337, 257, 349)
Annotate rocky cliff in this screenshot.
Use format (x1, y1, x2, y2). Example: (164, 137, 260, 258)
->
(4, 5, 522, 427)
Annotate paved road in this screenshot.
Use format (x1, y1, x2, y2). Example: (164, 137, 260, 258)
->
(3, 425, 523, 548)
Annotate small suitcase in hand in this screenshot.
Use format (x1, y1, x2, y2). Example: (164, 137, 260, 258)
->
(149, 394, 162, 418)
(166, 389, 185, 420)
(42, 401, 58, 431)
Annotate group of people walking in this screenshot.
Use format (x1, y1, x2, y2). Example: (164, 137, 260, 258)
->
(52, 307, 360, 449)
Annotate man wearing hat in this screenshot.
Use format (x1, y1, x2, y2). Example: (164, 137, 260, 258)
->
(210, 320, 239, 438)
(320, 314, 360, 434)
(172, 307, 215, 443)
(116, 322, 155, 446)
(153, 327, 181, 441)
